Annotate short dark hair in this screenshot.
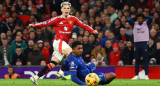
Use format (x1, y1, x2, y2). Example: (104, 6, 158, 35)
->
(16, 46, 21, 49)
(136, 13, 145, 19)
(28, 39, 34, 44)
(29, 31, 35, 34)
(8, 65, 13, 68)
(15, 35, 21, 39)
(44, 40, 49, 43)
(126, 40, 132, 43)
(71, 41, 82, 49)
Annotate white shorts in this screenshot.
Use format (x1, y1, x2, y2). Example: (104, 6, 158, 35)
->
(52, 39, 70, 61)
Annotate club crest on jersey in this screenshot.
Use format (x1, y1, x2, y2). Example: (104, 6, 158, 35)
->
(69, 21, 72, 24)
(71, 61, 74, 68)
(116, 54, 119, 56)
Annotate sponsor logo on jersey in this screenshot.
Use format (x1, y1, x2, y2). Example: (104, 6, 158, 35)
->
(64, 26, 68, 31)
(59, 22, 63, 24)
(59, 31, 71, 34)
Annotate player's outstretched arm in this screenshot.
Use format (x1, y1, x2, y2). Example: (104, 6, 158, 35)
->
(127, 17, 134, 27)
(74, 16, 98, 34)
(93, 30, 98, 34)
(70, 71, 86, 85)
(69, 60, 86, 85)
(29, 17, 60, 28)
(146, 16, 153, 25)
(29, 24, 34, 27)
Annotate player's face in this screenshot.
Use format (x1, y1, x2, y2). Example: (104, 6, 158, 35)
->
(61, 5, 71, 17)
(137, 17, 143, 23)
(73, 45, 83, 56)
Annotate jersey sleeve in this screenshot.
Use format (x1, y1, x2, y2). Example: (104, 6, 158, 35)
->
(69, 60, 86, 85)
(127, 17, 135, 27)
(86, 62, 96, 72)
(146, 16, 153, 25)
(74, 17, 94, 34)
(33, 17, 59, 28)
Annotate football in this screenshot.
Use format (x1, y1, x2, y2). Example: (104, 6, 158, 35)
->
(85, 73, 100, 86)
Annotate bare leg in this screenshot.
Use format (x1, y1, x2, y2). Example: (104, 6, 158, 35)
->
(56, 48, 72, 79)
(30, 55, 61, 85)
(38, 56, 60, 77)
(62, 47, 72, 57)
(38, 47, 72, 77)
(104, 72, 116, 84)
(30, 46, 72, 84)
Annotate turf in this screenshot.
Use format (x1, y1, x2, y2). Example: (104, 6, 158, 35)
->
(0, 79, 159, 86)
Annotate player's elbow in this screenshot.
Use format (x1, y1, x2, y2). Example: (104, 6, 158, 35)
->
(71, 76, 79, 84)
(71, 76, 86, 85)
(71, 76, 79, 83)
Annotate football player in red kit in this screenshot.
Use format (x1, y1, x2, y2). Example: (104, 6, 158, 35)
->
(29, 1, 98, 85)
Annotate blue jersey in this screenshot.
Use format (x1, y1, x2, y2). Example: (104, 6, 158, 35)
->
(63, 52, 93, 82)
(63, 52, 106, 85)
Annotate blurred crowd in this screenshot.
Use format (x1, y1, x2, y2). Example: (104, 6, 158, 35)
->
(0, 0, 160, 67)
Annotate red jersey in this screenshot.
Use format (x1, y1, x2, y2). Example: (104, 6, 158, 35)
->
(41, 46, 51, 64)
(33, 15, 94, 43)
(109, 50, 121, 65)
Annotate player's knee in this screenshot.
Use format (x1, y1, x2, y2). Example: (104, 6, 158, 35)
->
(66, 53, 70, 57)
(111, 72, 116, 79)
(50, 61, 58, 68)
(64, 48, 72, 56)
(95, 62, 98, 68)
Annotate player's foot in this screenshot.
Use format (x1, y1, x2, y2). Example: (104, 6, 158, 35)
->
(56, 70, 67, 80)
(131, 75, 139, 80)
(145, 75, 149, 80)
(30, 75, 39, 85)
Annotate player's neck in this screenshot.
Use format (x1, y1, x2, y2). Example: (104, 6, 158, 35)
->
(72, 52, 77, 56)
(62, 14, 69, 19)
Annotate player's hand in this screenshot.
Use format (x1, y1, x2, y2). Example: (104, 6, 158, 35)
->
(29, 24, 34, 27)
(93, 30, 98, 34)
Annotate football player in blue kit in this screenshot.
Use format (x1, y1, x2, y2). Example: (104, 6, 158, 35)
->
(62, 41, 116, 85)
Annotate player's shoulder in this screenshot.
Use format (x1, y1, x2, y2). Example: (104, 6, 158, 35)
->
(67, 53, 76, 61)
(50, 15, 63, 20)
(69, 15, 79, 20)
(70, 57, 80, 65)
(69, 55, 78, 61)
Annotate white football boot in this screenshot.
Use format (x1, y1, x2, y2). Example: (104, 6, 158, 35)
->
(145, 75, 149, 80)
(56, 70, 67, 80)
(131, 75, 139, 80)
(30, 75, 39, 85)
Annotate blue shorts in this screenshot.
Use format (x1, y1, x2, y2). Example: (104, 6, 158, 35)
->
(64, 71, 70, 76)
(86, 62, 96, 73)
(97, 73, 106, 85)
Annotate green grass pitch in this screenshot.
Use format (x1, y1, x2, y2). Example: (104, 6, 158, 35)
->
(0, 79, 159, 86)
